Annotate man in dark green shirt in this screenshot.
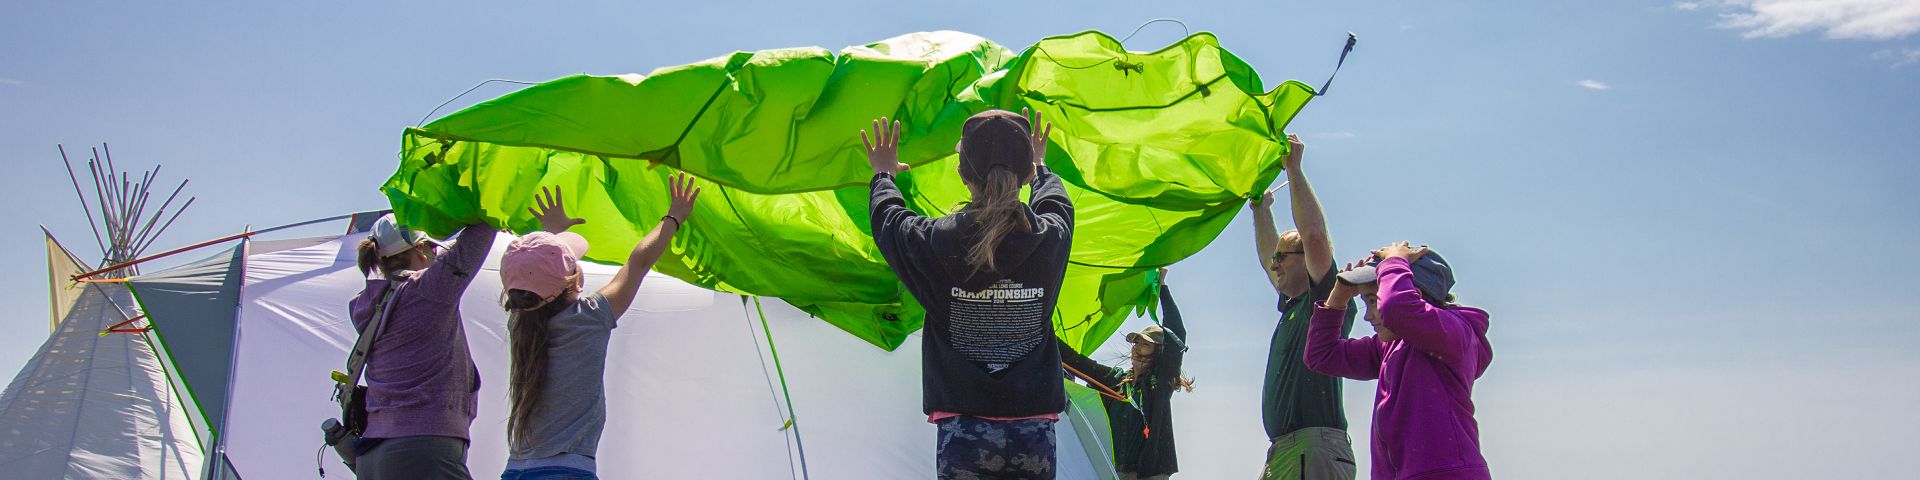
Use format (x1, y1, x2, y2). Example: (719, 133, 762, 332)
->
(1253, 135, 1358, 479)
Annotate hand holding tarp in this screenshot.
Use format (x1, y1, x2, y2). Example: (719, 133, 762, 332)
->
(667, 173, 700, 225)
(860, 117, 911, 176)
(1283, 134, 1305, 172)
(530, 186, 585, 234)
(1023, 107, 1052, 166)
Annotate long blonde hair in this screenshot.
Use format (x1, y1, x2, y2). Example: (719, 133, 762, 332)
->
(964, 168, 1029, 272)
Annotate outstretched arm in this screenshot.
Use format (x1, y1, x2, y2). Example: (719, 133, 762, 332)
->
(1158, 276, 1186, 341)
(1302, 302, 1383, 380)
(413, 222, 497, 300)
(1306, 259, 1384, 379)
(1057, 338, 1124, 387)
(1024, 108, 1073, 232)
(1283, 135, 1334, 284)
(1251, 194, 1283, 292)
(864, 117, 937, 276)
(597, 173, 699, 317)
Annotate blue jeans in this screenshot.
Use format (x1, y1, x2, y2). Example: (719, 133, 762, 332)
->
(500, 466, 596, 480)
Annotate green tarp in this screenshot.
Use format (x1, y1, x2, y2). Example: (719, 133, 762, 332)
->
(385, 30, 1316, 351)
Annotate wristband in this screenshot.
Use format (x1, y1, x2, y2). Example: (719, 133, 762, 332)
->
(662, 215, 682, 229)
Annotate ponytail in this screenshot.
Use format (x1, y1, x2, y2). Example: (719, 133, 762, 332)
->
(355, 238, 414, 277)
(964, 168, 1030, 272)
(504, 286, 575, 451)
(356, 238, 379, 276)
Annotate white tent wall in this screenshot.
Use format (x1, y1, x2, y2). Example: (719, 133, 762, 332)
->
(0, 281, 204, 479)
(224, 231, 1106, 479)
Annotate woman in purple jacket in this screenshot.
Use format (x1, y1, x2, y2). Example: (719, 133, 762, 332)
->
(1305, 242, 1493, 480)
(348, 214, 496, 480)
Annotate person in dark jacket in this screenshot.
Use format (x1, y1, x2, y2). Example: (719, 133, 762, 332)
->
(1059, 269, 1192, 480)
(863, 108, 1071, 480)
(348, 214, 496, 480)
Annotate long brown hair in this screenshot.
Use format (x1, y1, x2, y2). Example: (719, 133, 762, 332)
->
(963, 167, 1030, 272)
(1120, 347, 1196, 393)
(355, 238, 414, 277)
(504, 283, 576, 450)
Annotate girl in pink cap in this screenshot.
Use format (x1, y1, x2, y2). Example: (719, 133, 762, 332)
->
(496, 174, 699, 480)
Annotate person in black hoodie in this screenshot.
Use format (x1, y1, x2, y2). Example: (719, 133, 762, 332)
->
(1059, 269, 1190, 480)
(863, 108, 1071, 480)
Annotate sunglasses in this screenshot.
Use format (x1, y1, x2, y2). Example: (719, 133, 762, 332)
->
(1271, 250, 1304, 264)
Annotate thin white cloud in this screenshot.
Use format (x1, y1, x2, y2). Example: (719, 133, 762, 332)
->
(1576, 79, 1612, 90)
(1872, 46, 1920, 65)
(0, 77, 22, 86)
(1304, 131, 1357, 140)
(1704, 0, 1920, 40)
(1675, 1, 1705, 10)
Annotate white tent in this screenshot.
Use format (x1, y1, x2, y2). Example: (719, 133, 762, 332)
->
(0, 234, 204, 479)
(127, 228, 1118, 479)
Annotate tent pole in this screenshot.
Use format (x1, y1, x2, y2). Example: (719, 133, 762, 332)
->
(201, 236, 252, 480)
(72, 212, 363, 281)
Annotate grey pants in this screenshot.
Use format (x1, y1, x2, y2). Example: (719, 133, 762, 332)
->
(357, 435, 473, 480)
(1260, 427, 1356, 480)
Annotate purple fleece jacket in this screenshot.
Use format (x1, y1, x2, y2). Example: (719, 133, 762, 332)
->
(349, 224, 494, 440)
(1304, 257, 1493, 480)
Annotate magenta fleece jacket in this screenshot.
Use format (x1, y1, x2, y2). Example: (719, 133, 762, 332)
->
(1304, 256, 1493, 480)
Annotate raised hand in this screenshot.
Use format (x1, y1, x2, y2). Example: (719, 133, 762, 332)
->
(1283, 133, 1305, 171)
(1326, 256, 1373, 307)
(529, 186, 586, 234)
(1249, 191, 1276, 211)
(667, 172, 700, 224)
(860, 117, 911, 175)
(1022, 107, 1052, 166)
(1373, 241, 1429, 263)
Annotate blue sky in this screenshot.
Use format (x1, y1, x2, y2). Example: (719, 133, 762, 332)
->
(4, 1, 1917, 477)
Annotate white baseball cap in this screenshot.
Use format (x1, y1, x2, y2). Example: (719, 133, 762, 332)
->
(369, 214, 442, 258)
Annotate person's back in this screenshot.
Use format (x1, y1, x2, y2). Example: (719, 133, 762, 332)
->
(865, 109, 1072, 479)
(347, 214, 495, 480)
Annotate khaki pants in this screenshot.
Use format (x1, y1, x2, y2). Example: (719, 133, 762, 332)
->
(1260, 427, 1356, 480)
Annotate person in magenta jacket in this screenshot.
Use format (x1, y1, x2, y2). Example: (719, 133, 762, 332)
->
(1304, 242, 1493, 480)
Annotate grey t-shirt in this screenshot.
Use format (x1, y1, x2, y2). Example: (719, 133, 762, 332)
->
(509, 292, 619, 464)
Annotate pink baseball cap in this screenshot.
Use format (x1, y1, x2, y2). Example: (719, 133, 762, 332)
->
(501, 231, 589, 300)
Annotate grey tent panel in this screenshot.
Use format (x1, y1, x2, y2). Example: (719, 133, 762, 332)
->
(127, 244, 246, 442)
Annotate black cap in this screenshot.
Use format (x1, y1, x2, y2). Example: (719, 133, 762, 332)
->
(956, 110, 1032, 182)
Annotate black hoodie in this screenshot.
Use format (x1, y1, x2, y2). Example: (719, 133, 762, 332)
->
(869, 167, 1074, 417)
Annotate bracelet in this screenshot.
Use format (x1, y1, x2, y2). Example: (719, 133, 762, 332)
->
(662, 215, 682, 229)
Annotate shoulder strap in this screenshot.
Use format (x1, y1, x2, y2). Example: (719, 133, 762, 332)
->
(343, 281, 404, 387)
